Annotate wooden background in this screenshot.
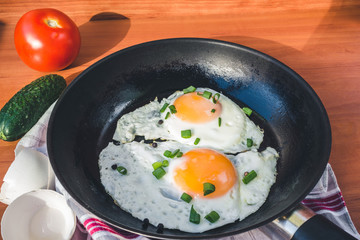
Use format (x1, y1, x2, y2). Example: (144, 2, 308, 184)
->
(0, 0, 359, 237)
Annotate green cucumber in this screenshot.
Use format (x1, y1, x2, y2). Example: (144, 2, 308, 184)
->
(0, 74, 66, 141)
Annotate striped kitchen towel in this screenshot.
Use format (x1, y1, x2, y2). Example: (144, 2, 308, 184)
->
(16, 104, 360, 240)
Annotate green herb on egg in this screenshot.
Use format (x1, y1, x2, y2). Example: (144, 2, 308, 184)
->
(180, 192, 192, 203)
(165, 112, 170, 119)
(247, 138, 253, 147)
(242, 170, 257, 184)
(242, 107, 252, 116)
(169, 105, 177, 114)
(162, 160, 169, 167)
(203, 182, 215, 196)
(212, 93, 220, 104)
(152, 162, 163, 170)
(163, 150, 172, 157)
(152, 167, 166, 179)
(183, 86, 196, 94)
(189, 205, 201, 224)
(205, 211, 220, 223)
(160, 103, 169, 113)
(116, 166, 127, 175)
(201, 91, 212, 99)
(170, 149, 180, 158)
(181, 129, 192, 138)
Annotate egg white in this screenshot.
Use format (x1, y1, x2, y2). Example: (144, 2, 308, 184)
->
(99, 140, 278, 233)
(113, 88, 263, 153)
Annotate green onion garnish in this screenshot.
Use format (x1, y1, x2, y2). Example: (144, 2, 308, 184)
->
(164, 150, 172, 157)
(189, 205, 200, 224)
(169, 105, 177, 114)
(211, 109, 216, 113)
(218, 117, 222, 127)
(165, 112, 170, 119)
(242, 170, 257, 184)
(152, 161, 162, 170)
(181, 129, 192, 138)
(160, 103, 169, 113)
(243, 107, 253, 116)
(203, 182, 215, 196)
(152, 167, 166, 179)
(247, 138, 253, 147)
(213, 93, 220, 104)
(183, 86, 196, 94)
(162, 160, 169, 167)
(180, 192, 192, 203)
(205, 211, 220, 223)
(116, 166, 127, 175)
(202, 91, 212, 99)
(170, 149, 180, 158)
(177, 151, 183, 158)
(194, 138, 200, 145)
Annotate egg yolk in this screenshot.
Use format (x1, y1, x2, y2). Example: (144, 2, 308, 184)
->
(173, 149, 237, 198)
(173, 92, 222, 123)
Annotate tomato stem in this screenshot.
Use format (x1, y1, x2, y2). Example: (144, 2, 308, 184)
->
(46, 19, 61, 28)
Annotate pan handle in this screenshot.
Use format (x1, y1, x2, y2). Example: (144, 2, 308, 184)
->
(259, 204, 358, 240)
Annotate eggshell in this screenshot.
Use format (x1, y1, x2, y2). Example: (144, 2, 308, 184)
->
(1, 189, 76, 240)
(0, 148, 55, 205)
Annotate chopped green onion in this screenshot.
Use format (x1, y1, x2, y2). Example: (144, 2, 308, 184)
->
(180, 192, 192, 203)
(202, 91, 212, 99)
(242, 170, 257, 184)
(169, 105, 177, 114)
(189, 205, 200, 224)
(152, 167, 166, 179)
(170, 149, 180, 158)
(243, 107, 253, 116)
(211, 109, 216, 113)
(218, 117, 222, 127)
(152, 161, 162, 170)
(177, 151, 183, 158)
(194, 138, 200, 145)
(247, 138, 253, 147)
(165, 112, 170, 119)
(116, 166, 127, 175)
(181, 129, 192, 138)
(160, 103, 169, 113)
(205, 211, 220, 223)
(203, 182, 215, 196)
(183, 86, 196, 94)
(213, 93, 220, 104)
(162, 160, 169, 167)
(163, 150, 172, 157)
(197, 92, 202, 96)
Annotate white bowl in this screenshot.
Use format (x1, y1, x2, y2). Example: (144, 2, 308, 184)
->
(1, 190, 76, 240)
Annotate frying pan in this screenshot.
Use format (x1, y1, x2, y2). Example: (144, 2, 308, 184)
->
(47, 38, 355, 239)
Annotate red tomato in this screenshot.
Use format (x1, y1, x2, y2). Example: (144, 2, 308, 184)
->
(14, 8, 81, 72)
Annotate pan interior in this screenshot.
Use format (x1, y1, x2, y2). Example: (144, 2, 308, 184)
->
(48, 39, 331, 239)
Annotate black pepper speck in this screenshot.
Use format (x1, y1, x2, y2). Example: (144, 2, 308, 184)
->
(156, 223, 164, 233)
(142, 218, 149, 229)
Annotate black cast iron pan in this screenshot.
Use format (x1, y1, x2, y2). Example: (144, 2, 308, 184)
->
(47, 38, 354, 239)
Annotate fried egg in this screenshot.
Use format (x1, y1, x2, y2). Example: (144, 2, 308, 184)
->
(113, 88, 263, 153)
(99, 140, 278, 233)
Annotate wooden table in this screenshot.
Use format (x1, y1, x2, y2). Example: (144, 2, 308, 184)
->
(0, 0, 359, 237)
